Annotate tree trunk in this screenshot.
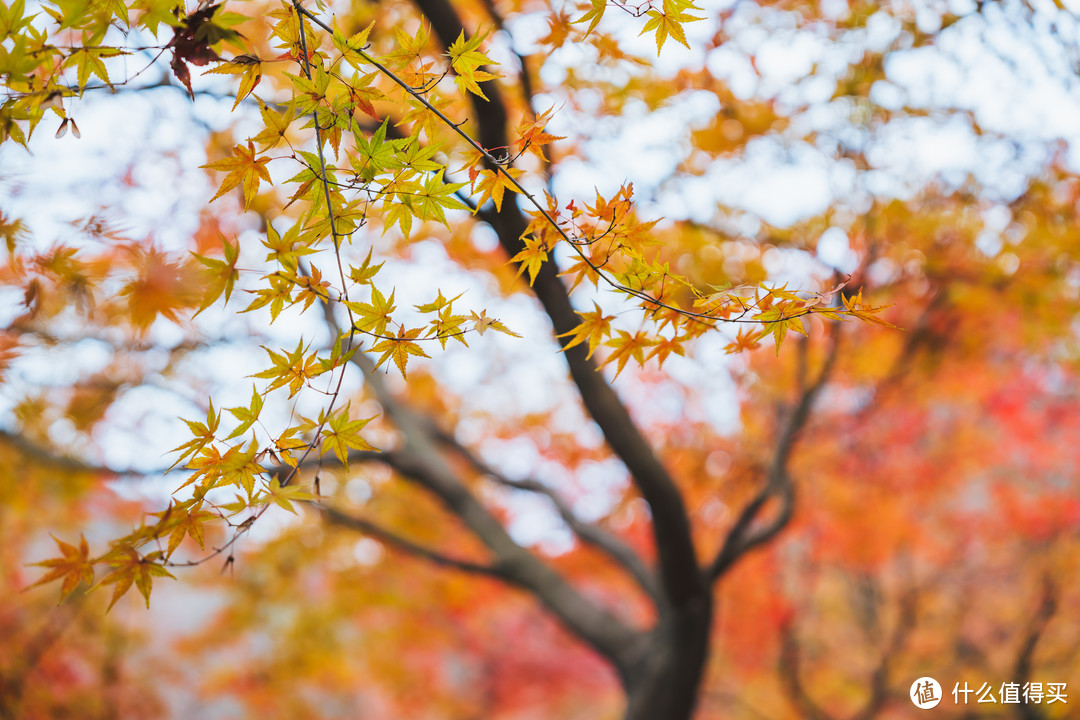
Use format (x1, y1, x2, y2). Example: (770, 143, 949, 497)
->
(623, 593, 713, 720)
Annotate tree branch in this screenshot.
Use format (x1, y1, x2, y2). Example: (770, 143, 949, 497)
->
(1013, 576, 1056, 720)
(321, 505, 509, 578)
(710, 326, 840, 580)
(852, 588, 918, 720)
(430, 426, 661, 602)
(779, 587, 917, 720)
(0, 430, 145, 478)
(778, 621, 835, 720)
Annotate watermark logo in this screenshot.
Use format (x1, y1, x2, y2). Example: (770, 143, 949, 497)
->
(911, 677, 942, 709)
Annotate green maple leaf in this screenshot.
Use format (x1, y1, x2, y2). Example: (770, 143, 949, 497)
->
(416, 170, 469, 227)
(226, 385, 264, 440)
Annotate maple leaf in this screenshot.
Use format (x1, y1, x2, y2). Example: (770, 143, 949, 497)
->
(473, 168, 522, 212)
(119, 245, 199, 330)
(170, 399, 220, 469)
(513, 109, 565, 161)
(25, 534, 95, 601)
(414, 289, 459, 314)
(470, 309, 521, 337)
(428, 305, 469, 349)
(250, 100, 296, 149)
(843, 289, 898, 329)
(163, 503, 216, 558)
(332, 21, 375, 70)
(202, 141, 272, 209)
(192, 235, 240, 315)
(602, 330, 656, 377)
(509, 234, 550, 286)
(573, 0, 607, 37)
(560, 255, 603, 293)
(723, 327, 764, 354)
(272, 426, 308, 468)
(132, 0, 182, 35)
(280, 265, 331, 314)
(167, 3, 233, 99)
(320, 404, 377, 466)
(348, 249, 384, 286)
(0, 0, 34, 38)
(190, 439, 264, 497)
(260, 477, 316, 514)
(755, 306, 807, 355)
(416, 170, 470, 228)
(639, 0, 703, 53)
(446, 30, 500, 100)
(370, 326, 430, 379)
(96, 547, 175, 611)
(225, 385, 264, 440)
(207, 54, 262, 110)
(64, 42, 127, 94)
(350, 117, 400, 182)
(242, 273, 294, 321)
(253, 340, 325, 397)
(349, 285, 396, 337)
(559, 302, 615, 359)
(0, 210, 28, 253)
(262, 220, 316, 273)
(645, 334, 687, 368)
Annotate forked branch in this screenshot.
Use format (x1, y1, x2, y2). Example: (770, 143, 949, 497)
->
(710, 326, 840, 580)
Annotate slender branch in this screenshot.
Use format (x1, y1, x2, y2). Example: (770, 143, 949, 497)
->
(262, 3, 360, 495)
(0, 430, 147, 478)
(430, 426, 661, 602)
(778, 587, 917, 720)
(778, 621, 835, 720)
(1013, 576, 1057, 720)
(321, 505, 508, 578)
(710, 324, 841, 580)
(852, 588, 918, 720)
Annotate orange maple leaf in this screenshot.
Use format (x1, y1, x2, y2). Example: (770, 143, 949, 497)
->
(24, 534, 95, 602)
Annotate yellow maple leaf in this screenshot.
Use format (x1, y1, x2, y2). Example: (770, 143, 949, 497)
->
(370, 326, 430, 379)
(206, 54, 262, 111)
(474, 167, 522, 212)
(202, 141, 272, 209)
